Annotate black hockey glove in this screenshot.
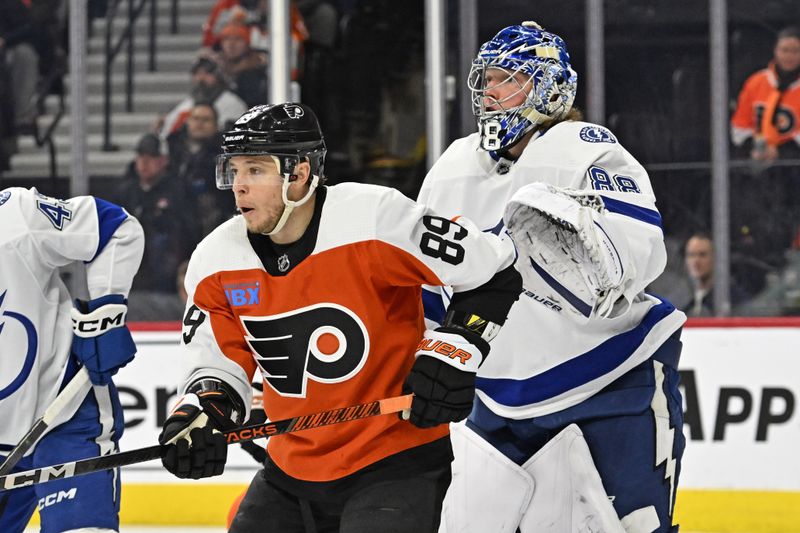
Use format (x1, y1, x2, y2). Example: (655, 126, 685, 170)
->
(159, 379, 245, 479)
(403, 328, 489, 428)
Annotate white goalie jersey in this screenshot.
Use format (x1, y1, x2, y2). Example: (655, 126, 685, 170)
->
(419, 121, 686, 419)
(0, 188, 143, 451)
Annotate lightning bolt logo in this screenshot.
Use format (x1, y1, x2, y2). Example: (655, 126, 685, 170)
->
(0, 288, 39, 400)
(651, 360, 678, 513)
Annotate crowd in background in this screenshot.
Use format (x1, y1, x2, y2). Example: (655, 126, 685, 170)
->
(2, 0, 800, 319)
(0, 0, 69, 171)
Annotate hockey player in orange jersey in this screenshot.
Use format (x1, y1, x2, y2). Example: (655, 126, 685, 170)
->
(157, 103, 523, 532)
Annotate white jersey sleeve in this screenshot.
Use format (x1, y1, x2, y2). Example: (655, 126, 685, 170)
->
(176, 219, 259, 417)
(373, 185, 516, 293)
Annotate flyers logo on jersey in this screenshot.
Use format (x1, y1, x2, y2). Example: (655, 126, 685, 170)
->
(242, 303, 369, 397)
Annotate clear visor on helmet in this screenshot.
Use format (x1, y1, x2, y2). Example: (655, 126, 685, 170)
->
(468, 60, 535, 118)
(215, 153, 298, 190)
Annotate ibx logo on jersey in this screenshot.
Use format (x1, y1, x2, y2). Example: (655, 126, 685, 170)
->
(224, 281, 260, 307)
(242, 303, 370, 397)
(579, 126, 617, 144)
(0, 190, 11, 206)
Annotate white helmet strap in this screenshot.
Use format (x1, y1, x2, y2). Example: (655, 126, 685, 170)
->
(264, 169, 320, 236)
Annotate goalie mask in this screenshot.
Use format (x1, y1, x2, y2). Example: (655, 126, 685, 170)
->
(469, 21, 578, 155)
(216, 103, 326, 235)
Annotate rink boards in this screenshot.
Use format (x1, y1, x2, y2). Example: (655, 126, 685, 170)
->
(26, 321, 800, 531)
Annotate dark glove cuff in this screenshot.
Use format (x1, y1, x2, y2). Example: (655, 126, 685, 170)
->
(186, 378, 246, 426)
(443, 309, 502, 343)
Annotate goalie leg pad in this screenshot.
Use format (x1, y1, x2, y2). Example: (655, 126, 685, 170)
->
(620, 506, 661, 533)
(438, 423, 534, 533)
(519, 424, 628, 533)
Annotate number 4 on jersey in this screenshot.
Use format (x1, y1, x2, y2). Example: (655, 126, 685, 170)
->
(36, 198, 73, 230)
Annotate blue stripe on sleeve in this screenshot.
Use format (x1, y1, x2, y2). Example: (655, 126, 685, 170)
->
(91, 197, 129, 262)
(475, 300, 676, 407)
(422, 287, 447, 326)
(600, 196, 662, 228)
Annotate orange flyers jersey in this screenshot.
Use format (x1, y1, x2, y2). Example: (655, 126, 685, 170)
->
(178, 183, 515, 482)
(731, 65, 800, 146)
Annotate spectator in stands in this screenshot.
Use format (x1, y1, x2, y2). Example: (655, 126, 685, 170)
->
(0, 0, 41, 135)
(217, 23, 269, 106)
(296, 0, 338, 141)
(295, 0, 337, 49)
(0, 54, 14, 171)
(167, 102, 235, 238)
(202, 0, 308, 80)
(116, 133, 198, 294)
(159, 56, 247, 139)
(28, 0, 66, 86)
(731, 26, 800, 161)
(681, 233, 750, 316)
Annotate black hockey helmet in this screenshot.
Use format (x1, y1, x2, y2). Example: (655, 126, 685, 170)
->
(215, 103, 326, 190)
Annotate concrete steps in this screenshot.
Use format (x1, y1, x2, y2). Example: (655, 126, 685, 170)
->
(88, 33, 203, 55)
(4, 0, 217, 180)
(85, 50, 200, 75)
(9, 150, 137, 178)
(44, 89, 191, 116)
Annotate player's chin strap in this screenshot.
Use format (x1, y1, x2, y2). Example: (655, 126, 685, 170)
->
(264, 173, 320, 236)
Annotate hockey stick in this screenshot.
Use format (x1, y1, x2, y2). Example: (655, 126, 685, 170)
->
(0, 367, 92, 476)
(0, 393, 413, 491)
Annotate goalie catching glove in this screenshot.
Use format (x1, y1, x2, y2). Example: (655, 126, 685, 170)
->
(403, 326, 490, 428)
(71, 294, 136, 385)
(159, 379, 245, 479)
(504, 182, 631, 322)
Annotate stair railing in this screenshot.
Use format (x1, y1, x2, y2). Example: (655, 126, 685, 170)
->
(101, 0, 159, 151)
(33, 67, 67, 183)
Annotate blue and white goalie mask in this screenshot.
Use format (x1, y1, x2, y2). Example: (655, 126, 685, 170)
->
(468, 21, 578, 154)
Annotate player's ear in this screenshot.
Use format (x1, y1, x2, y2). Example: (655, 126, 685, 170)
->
(293, 160, 311, 186)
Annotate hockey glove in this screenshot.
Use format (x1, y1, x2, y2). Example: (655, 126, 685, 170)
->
(159, 380, 244, 479)
(403, 328, 488, 428)
(71, 294, 136, 386)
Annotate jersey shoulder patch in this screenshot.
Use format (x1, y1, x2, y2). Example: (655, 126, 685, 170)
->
(578, 125, 617, 144)
(0, 190, 11, 206)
